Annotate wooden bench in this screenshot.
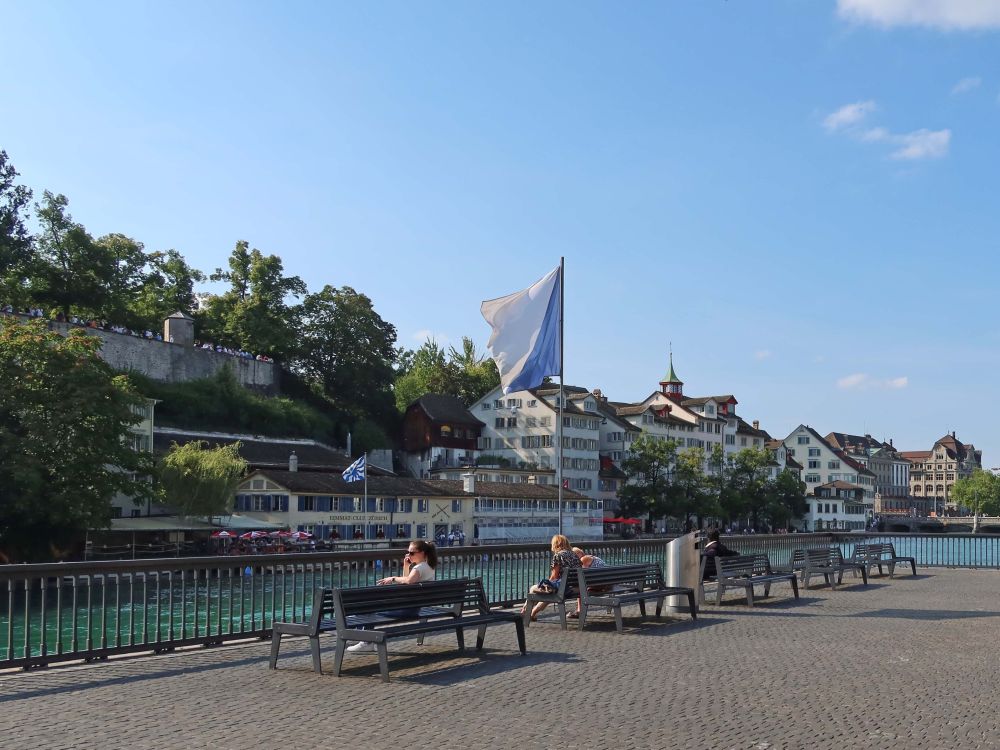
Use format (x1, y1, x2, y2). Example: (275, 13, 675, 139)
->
(269, 578, 525, 681)
(795, 547, 869, 589)
(713, 554, 799, 607)
(574, 563, 696, 632)
(852, 542, 916, 577)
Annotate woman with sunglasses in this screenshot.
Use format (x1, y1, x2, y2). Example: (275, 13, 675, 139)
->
(346, 539, 438, 652)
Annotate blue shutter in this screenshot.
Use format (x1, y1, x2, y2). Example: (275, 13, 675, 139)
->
(402, 524, 412, 538)
(298, 496, 307, 512)
(367, 498, 376, 513)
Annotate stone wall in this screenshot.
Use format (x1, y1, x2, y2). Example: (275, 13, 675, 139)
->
(7, 314, 278, 393)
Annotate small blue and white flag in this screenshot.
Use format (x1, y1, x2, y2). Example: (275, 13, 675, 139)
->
(342, 454, 366, 483)
(481, 265, 561, 394)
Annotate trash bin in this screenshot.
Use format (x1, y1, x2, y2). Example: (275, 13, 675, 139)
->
(664, 531, 700, 613)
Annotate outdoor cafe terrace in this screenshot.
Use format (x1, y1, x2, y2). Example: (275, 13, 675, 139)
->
(1, 536, 999, 749)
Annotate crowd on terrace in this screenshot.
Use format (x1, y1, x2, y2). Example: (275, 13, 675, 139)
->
(2, 304, 274, 362)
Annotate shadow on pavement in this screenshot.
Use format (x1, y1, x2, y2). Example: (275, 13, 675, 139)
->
(850, 608, 1000, 621)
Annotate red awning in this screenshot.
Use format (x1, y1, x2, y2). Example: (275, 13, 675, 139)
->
(603, 517, 642, 525)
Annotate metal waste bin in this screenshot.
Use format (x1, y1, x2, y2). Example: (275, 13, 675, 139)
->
(664, 531, 700, 613)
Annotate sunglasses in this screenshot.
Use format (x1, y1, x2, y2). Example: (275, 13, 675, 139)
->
(406, 549, 421, 554)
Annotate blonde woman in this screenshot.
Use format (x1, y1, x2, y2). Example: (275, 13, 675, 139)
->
(520, 534, 581, 621)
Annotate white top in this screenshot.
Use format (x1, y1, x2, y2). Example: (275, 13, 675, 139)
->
(410, 561, 435, 582)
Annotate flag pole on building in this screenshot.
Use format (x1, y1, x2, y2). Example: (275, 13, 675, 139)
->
(557, 256, 565, 536)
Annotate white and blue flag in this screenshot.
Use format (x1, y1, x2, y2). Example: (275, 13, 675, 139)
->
(481, 265, 561, 395)
(342, 454, 366, 483)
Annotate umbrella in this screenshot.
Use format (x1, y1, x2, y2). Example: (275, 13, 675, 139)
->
(211, 530, 238, 538)
(269, 530, 292, 538)
(290, 531, 314, 540)
(240, 530, 270, 540)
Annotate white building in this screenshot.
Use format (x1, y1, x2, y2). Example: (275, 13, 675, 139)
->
(782, 425, 875, 531)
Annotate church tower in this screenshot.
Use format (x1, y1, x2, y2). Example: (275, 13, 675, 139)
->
(659, 352, 684, 401)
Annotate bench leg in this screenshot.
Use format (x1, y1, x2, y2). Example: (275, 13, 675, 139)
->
(376, 642, 390, 683)
(455, 626, 465, 653)
(790, 576, 799, 599)
(654, 596, 664, 619)
(612, 605, 624, 633)
(333, 638, 346, 677)
(268, 631, 282, 669)
(521, 596, 534, 628)
(577, 604, 588, 631)
(745, 585, 754, 607)
(909, 560, 916, 576)
(417, 618, 426, 645)
(827, 572, 837, 589)
(716, 582, 725, 606)
(309, 636, 323, 675)
(514, 618, 527, 654)
(557, 602, 568, 631)
(887, 562, 896, 578)
(638, 599, 647, 617)
(476, 624, 487, 650)
(686, 590, 697, 620)
(763, 583, 772, 598)
(860, 567, 868, 585)
(802, 572, 811, 589)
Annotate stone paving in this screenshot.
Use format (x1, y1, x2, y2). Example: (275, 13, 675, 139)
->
(2, 568, 999, 750)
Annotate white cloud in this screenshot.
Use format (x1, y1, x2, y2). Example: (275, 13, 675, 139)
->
(837, 373, 910, 390)
(888, 128, 951, 160)
(952, 76, 982, 94)
(411, 329, 450, 346)
(837, 373, 869, 389)
(754, 349, 772, 361)
(837, 0, 1000, 30)
(823, 100, 877, 131)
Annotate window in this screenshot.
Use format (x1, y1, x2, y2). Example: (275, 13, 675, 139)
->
(507, 398, 522, 408)
(131, 509, 141, 518)
(527, 399, 537, 408)
(707, 404, 715, 415)
(540, 416, 551, 427)
(399, 498, 413, 513)
(832, 504, 838, 514)
(725, 434, 735, 445)
(481, 403, 490, 410)
(808, 448, 821, 457)
(797, 436, 810, 444)
(452, 499, 462, 513)
(493, 399, 504, 409)
(494, 417, 504, 429)
(805, 473, 821, 483)
(440, 425, 452, 437)
(828, 461, 841, 469)
(418, 499, 429, 513)
(808, 460, 820, 469)
(298, 496, 315, 512)
(416, 524, 427, 539)
(825, 503, 831, 513)
(507, 417, 517, 428)
(946, 473, 955, 481)
(526, 416, 537, 427)
(478, 437, 492, 450)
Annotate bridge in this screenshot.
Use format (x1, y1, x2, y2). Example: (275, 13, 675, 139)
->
(881, 515, 1000, 533)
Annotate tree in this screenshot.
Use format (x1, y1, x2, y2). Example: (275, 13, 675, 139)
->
(952, 470, 1000, 517)
(724, 447, 775, 531)
(295, 285, 398, 426)
(0, 150, 34, 307)
(618, 434, 679, 520)
(31, 191, 115, 319)
(765, 469, 808, 530)
(671, 446, 715, 529)
(130, 249, 205, 330)
(393, 336, 500, 411)
(94, 233, 148, 325)
(158, 441, 248, 517)
(0, 319, 154, 562)
(200, 241, 306, 359)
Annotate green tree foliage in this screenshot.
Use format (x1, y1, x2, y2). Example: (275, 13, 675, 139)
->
(94, 233, 148, 325)
(295, 285, 398, 426)
(31, 192, 117, 319)
(393, 336, 500, 411)
(129, 249, 205, 330)
(952, 469, 1000, 516)
(158, 441, 248, 517)
(671, 446, 716, 526)
(618, 434, 679, 520)
(0, 150, 33, 307)
(200, 241, 306, 359)
(722, 447, 774, 530)
(131, 369, 337, 443)
(765, 468, 808, 529)
(0, 319, 154, 562)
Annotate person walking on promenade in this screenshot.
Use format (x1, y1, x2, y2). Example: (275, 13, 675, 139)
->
(519, 534, 581, 622)
(347, 539, 438, 653)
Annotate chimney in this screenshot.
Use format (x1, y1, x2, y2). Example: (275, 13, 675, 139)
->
(289, 451, 298, 472)
(952, 431, 956, 438)
(462, 472, 475, 494)
(890, 438, 893, 447)
(752, 420, 760, 430)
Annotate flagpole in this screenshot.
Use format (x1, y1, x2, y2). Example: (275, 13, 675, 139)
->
(363, 451, 368, 543)
(557, 256, 565, 536)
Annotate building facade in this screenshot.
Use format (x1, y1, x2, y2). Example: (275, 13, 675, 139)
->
(400, 394, 484, 479)
(901, 432, 983, 514)
(825, 432, 911, 514)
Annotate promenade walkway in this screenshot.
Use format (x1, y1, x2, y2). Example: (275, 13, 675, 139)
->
(1, 568, 998, 749)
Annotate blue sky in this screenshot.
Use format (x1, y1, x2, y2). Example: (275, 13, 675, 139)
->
(4, 1, 1000, 464)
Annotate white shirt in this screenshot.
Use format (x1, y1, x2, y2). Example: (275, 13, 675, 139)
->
(410, 561, 435, 582)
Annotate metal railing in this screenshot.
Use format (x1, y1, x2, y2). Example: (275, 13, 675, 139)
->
(4, 533, 1000, 671)
(0, 538, 672, 670)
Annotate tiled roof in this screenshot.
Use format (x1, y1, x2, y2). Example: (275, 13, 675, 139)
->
(794, 425, 876, 477)
(736, 417, 770, 439)
(681, 394, 737, 407)
(815, 480, 866, 491)
(899, 451, 931, 461)
(410, 394, 485, 426)
(784, 455, 803, 470)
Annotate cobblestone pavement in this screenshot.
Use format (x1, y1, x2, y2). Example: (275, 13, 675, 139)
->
(2, 568, 999, 750)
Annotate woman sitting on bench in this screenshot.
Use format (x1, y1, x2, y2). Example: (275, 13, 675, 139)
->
(347, 540, 438, 652)
(520, 534, 581, 622)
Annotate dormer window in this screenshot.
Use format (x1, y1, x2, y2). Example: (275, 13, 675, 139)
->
(707, 405, 715, 415)
(585, 400, 595, 411)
